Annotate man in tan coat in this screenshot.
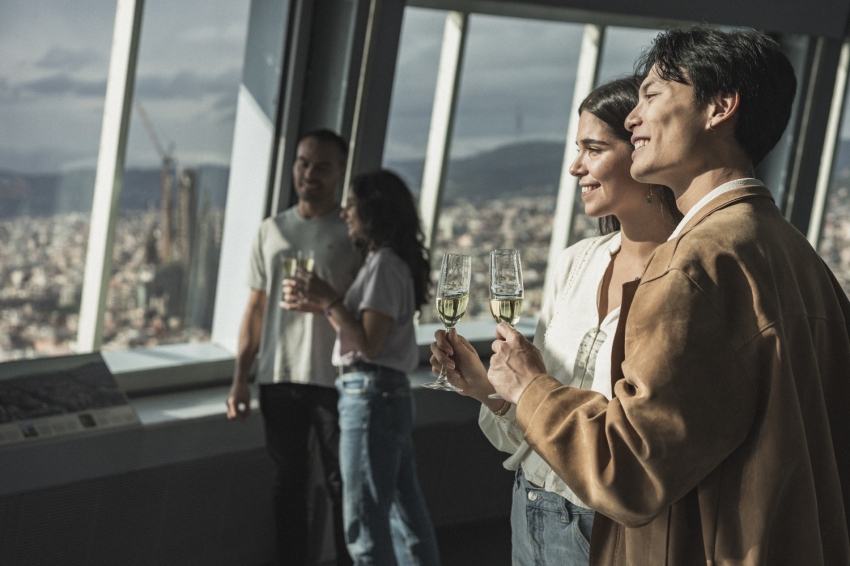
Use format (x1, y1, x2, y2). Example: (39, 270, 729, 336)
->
(485, 27, 850, 564)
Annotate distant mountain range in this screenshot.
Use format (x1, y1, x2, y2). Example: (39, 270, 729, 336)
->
(385, 139, 566, 200)
(5, 136, 850, 219)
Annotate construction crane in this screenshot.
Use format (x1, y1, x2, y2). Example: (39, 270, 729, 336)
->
(135, 102, 174, 263)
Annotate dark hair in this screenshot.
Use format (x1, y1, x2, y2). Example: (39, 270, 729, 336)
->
(350, 170, 431, 311)
(578, 76, 682, 234)
(299, 128, 348, 163)
(635, 26, 797, 165)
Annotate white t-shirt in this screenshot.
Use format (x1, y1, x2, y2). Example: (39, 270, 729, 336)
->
(479, 232, 620, 507)
(332, 247, 419, 374)
(248, 206, 358, 387)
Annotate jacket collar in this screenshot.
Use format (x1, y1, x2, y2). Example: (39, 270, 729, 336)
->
(674, 185, 775, 241)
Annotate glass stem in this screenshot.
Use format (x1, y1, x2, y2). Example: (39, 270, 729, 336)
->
(437, 324, 450, 383)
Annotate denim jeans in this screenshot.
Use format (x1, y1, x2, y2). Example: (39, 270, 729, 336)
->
(336, 367, 441, 566)
(511, 467, 594, 566)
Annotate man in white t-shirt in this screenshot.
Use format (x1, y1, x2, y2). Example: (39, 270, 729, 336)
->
(227, 129, 358, 566)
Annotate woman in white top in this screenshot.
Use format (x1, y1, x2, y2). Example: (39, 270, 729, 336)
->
(429, 77, 682, 565)
(285, 170, 440, 566)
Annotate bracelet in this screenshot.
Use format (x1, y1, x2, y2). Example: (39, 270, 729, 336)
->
(491, 399, 511, 417)
(324, 297, 343, 317)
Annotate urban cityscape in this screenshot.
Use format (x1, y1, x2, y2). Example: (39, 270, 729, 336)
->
(0, 165, 226, 361)
(423, 194, 557, 325)
(4, 151, 850, 361)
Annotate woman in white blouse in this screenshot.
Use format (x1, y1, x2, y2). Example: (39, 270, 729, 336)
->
(429, 76, 682, 565)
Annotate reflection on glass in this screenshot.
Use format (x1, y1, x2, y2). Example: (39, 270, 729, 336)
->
(424, 15, 584, 324)
(567, 26, 661, 247)
(0, 1, 116, 361)
(382, 7, 447, 197)
(102, 0, 251, 350)
(817, 113, 850, 296)
(595, 27, 661, 86)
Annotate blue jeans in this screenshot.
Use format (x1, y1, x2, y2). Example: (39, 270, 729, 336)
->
(336, 367, 441, 566)
(511, 468, 594, 566)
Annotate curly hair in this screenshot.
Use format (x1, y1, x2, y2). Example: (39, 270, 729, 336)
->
(349, 170, 431, 311)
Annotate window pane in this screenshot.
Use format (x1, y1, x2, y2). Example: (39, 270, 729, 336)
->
(425, 15, 584, 324)
(567, 26, 661, 246)
(596, 27, 659, 85)
(817, 90, 850, 296)
(0, 1, 116, 361)
(102, 0, 251, 350)
(382, 7, 447, 197)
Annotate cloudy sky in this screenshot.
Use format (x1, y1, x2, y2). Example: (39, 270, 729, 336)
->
(0, 0, 249, 175)
(1, 3, 830, 178)
(382, 8, 662, 164)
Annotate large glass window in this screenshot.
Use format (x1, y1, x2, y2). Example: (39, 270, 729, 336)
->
(424, 15, 584, 324)
(382, 8, 447, 196)
(817, 87, 850, 296)
(102, 0, 251, 350)
(0, 1, 116, 361)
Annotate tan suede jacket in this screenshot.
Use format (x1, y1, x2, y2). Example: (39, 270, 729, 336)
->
(517, 186, 850, 565)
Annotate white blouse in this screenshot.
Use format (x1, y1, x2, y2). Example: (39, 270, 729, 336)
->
(478, 232, 620, 508)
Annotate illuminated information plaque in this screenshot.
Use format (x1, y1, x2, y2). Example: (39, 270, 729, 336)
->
(0, 353, 140, 445)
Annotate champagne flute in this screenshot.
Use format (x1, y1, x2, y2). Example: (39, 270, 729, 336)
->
(280, 249, 300, 304)
(299, 250, 315, 274)
(422, 253, 472, 391)
(488, 249, 523, 399)
(296, 250, 316, 305)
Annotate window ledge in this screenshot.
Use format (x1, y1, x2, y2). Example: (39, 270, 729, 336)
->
(100, 319, 537, 397)
(103, 342, 236, 396)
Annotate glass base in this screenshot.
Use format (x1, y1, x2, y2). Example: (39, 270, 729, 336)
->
(487, 393, 502, 399)
(421, 379, 461, 392)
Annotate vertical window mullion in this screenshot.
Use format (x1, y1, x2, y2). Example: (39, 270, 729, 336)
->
(345, 0, 407, 192)
(210, 1, 290, 353)
(419, 11, 468, 252)
(808, 40, 850, 246)
(543, 24, 604, 297)
(75, 0, 145, 353)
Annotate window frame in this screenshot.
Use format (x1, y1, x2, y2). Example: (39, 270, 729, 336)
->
(3, 0, 839, 397)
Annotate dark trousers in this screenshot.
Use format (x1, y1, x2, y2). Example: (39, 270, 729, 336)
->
(260, 382, 353, 566)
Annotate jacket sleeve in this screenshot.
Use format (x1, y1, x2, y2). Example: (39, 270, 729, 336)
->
(516, 268, 758, 527)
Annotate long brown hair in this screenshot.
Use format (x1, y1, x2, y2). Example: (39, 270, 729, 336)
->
(349, 170, 431, 311)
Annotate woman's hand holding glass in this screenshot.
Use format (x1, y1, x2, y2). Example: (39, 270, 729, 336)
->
(422, 253, 472, 391)
(429, 329, 500, 403)
(281, 267, 336, 315)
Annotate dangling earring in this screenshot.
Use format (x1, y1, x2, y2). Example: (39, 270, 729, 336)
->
(645, 185, 652, 205)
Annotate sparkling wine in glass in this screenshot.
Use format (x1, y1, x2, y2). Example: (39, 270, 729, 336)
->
(422, 253, 472, 391)
(280, 249, 300, 304)
(299, 250, 315, 274)
(488, 249, 524, 399)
